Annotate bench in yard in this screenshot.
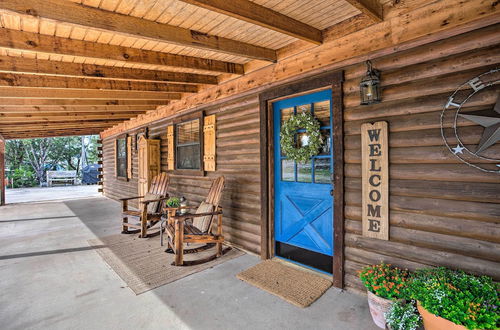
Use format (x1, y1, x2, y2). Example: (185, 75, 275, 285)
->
(47, 170, 77, 187)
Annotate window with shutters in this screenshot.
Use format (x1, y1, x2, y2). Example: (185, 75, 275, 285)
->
(115, 136, 128, 179)
(176, 119, 201, 170)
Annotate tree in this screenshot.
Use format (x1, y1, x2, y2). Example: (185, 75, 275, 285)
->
(5, 140, 26, 170)
(23, 138, 55, 185)
(51, 136, 82, 171)
(85, 135, 100, 164)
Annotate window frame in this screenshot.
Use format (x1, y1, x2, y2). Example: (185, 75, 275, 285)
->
(173, 111, 204, 176)
(115, 134, 129, 181)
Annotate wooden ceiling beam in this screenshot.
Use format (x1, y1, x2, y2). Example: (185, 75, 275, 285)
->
(0, 111, 146, 117)
(0, 113, 144, 123)
(4, 130, 104, 139)
(343, 0, 383, 22)
(0, 28, 244, 75)
(0, 121, 123, 131)
(0, 105, 156, 113)
(0, 87, 181, 100)
(0, 0, 277, 61)
(0, 73, 198, 93)
(0, 99, 166, 106)
(0, 56, 218, 85)
(177, 0, 322, 44)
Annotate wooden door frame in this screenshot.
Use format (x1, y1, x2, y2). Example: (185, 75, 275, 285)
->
(259, 70, 344, 288)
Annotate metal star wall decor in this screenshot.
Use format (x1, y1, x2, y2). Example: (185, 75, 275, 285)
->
(459, 96, 500, 154)
(440, 68, 500, 174)
(452, 144, 465, 154)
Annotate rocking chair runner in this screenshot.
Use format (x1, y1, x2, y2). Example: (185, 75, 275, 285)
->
(162, 176, 228, 266)
(120, 172, 169, 238)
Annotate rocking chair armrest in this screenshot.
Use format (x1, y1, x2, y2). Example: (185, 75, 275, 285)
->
(140, 195, 170, 205)
(171, 209, 223, 221)
(120, 196, 144, 201)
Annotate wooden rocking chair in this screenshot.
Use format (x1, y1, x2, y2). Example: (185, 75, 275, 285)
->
(120, 172, 169, 238)
(163, 176, 229, 266)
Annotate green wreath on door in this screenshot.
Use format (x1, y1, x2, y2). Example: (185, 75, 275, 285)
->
(280, 112, 323, 164)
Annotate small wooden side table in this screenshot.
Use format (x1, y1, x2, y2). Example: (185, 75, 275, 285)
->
(160, 207, 178, 246)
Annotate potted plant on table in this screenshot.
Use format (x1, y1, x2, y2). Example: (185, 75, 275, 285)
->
(166, 196, 181, 208)
(407, 267, 499, 330)
(358, 263, 409, 329)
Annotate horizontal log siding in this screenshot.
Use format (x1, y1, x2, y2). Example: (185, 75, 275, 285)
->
(103, 95, 261, 254)
(341, 25, 500, 293)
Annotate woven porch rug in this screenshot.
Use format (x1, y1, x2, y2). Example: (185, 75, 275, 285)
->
(88, 234, 244, 295)
(236, 259, 332, 308)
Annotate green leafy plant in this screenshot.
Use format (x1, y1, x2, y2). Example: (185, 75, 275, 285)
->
(9, 166, 37, 188)
(166, 197, 181, 208)
(358, 263, 409, 300)
(280, 112, 323, 163)
(385, 300, 422, 330)
(408, 267, 499, 330)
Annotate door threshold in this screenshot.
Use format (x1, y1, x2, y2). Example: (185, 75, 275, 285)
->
(272, 256, 333, 280)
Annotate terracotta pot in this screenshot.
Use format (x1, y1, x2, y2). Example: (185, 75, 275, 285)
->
(367, 290, 394, 329)
(417, 301, 468, 330)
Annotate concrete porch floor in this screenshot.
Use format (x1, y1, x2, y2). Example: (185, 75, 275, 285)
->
(0, 196, 378, 330)
(5, 185, 101, 204)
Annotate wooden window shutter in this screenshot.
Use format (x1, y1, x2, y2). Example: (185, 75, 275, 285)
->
(126, 136, 132, 179)
(167, 125, 175, 170)
(203, 115, 216, 171)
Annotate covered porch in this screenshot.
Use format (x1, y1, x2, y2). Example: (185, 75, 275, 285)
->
(0, 0, 498, 329)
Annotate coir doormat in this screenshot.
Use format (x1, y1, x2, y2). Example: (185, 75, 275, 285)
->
(88, 234, 244, 294)
(236, 259, 332, 308)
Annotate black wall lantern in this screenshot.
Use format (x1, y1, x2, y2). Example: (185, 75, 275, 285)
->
(360, 60, 381, 105)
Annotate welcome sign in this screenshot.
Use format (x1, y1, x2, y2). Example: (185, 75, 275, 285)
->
(361, 121, 389, 240)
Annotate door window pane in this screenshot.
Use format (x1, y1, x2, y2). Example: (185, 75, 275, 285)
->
(314, 158, 331, 184)
(281, 107, 294, 125)
(176, 119, 201, 170)
(297, 103, 311, 115)
(297, 161, 312, 182)
(281, 107, 294, 156)
(319, 130, 331, 155)
(281, 159, 294, 181)
(314, 100, 330, 127)
(297, 132, 310, 148)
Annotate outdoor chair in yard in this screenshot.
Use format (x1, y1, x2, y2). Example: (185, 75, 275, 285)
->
(121, 172, 169, 238)
(161, 176, 228, 266)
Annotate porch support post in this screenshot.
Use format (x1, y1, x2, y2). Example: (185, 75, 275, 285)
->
(0, 134, 5, 206)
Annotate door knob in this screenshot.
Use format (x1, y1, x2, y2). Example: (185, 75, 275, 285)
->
(330, 189, 334, 196)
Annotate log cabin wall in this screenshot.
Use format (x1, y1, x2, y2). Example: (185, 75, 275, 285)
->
(103, 94, 262, 254)
(341, 24, 500, 293)
(103, 24, 500, 289)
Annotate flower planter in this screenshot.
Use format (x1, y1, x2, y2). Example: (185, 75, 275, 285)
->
(367, 290, 394, 329)
(417, 302, 468, 330)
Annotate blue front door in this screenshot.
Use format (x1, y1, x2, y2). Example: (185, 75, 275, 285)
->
(273, 89, 334, 273)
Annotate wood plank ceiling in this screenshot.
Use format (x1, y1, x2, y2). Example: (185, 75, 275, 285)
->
(0, 0, 368, 139)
